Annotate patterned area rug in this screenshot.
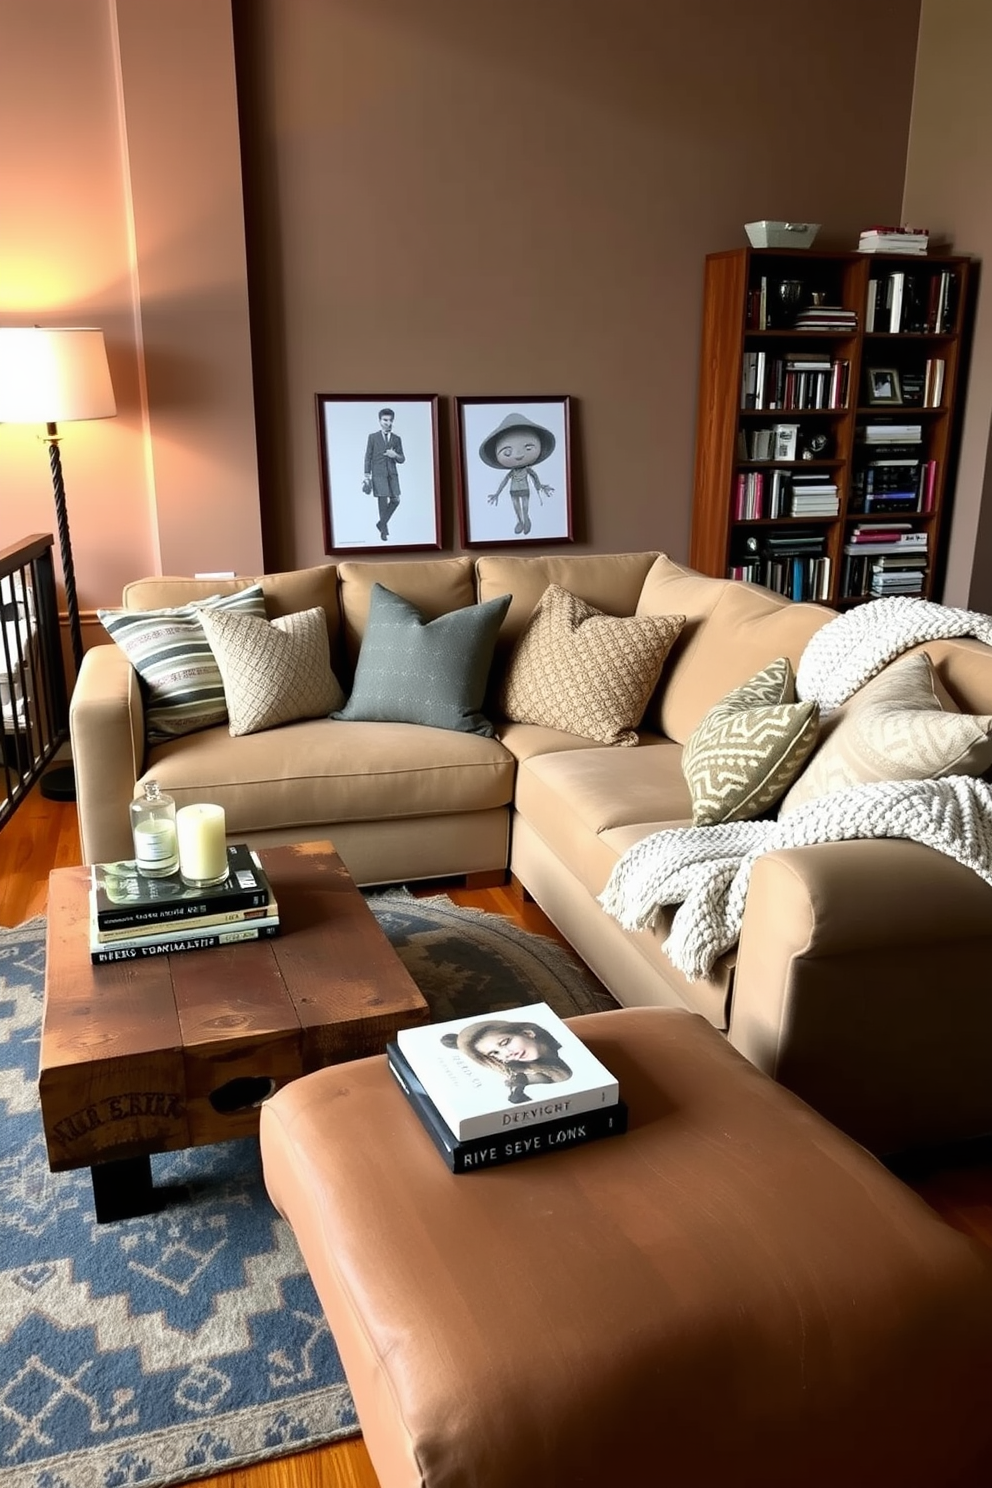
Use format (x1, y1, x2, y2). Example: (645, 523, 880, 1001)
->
(0, 893, 613, 1488)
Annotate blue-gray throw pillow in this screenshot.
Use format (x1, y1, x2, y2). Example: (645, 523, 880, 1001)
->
(334, 584, 512, 736)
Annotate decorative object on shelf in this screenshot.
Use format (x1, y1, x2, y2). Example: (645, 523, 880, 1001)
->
(866, 368, 903, 406)
(800, 432, 831, 461)
(0, 326, 116, 800)
(315, 392, 441, 553)
(129, 779, 178, 878)
(176, 802, 228, 887)
(776, 278, 806, 326)
(744, 221, 820, 250)
(454, 396, 573, 546)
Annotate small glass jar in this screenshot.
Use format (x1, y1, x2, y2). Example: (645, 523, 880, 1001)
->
(130, 779, 179, 878)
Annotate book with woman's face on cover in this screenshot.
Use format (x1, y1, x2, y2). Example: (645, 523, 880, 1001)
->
(394, 1001, 619, 1141)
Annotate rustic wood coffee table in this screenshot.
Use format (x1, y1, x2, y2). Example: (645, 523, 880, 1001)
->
(40, 840, 429, 1221)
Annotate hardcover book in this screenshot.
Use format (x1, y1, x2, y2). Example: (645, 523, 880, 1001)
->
(91, 890, 279, 943)
(394, 1001, 620, 1141)
(387, 1041, 628, 1173)
(92, 843, 271, 930)
(89, 917, 280, 964)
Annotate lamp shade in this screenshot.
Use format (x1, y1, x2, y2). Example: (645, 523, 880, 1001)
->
(0, 327, 116, 423)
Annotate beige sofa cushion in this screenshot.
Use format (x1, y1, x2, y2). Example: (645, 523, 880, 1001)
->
(779, 651, 992, 815)
(682, 658, 820, 825)
(337, 558, 476, 674)
(142, 718, 515, 835)
(122, 564, 341, 650)
(637, 558, 834, 743)
(198, 605, 345, 736)
(499, 585, 683, 746)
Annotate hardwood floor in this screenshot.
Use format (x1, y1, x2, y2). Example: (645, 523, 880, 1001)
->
(5, 786, 992, 1488)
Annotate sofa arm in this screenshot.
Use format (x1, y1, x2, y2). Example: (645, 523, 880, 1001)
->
(69, 643, 146, 865)
(729, 839, 992, 1155)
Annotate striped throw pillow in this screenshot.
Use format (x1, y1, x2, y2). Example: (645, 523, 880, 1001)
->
(98, 584, 267, 742)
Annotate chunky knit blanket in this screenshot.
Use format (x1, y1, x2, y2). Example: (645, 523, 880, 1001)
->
(796, 596, 992, 712)
(598, 775, 992, 983)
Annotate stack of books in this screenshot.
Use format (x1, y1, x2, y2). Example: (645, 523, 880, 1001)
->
(387, 1001, 627, 1173)
(792, 305, 858, 332)
(89, 843, 279, 964)
(858, 226, 929, 256)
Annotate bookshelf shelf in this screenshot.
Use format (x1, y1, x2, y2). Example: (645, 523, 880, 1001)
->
(689, 246, 973, 605)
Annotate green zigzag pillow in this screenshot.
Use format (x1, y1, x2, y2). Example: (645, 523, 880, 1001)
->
(682, 657, 820, 825)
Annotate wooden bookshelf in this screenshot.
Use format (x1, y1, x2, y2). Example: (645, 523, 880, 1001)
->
(689, 246, 973, 606)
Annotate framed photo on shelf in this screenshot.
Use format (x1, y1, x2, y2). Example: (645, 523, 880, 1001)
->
(454, 396, 573, 547)
(315, 393, 441, 553)
(866, 368, 902, 406)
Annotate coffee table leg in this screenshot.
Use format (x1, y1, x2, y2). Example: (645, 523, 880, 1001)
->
(90, 1155, 168, 1223)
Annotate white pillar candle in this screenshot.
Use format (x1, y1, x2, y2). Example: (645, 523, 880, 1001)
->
(176, 803, 228, 886)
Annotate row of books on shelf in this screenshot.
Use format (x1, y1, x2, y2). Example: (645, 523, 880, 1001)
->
(741, 352, 849, 412)
(89, 843, 279, 964)
(864, 269, 955, 334)
(850, 456, 938, 514)
(386, 1002, 627, 1173)
(733, 469, 839, 521)
(729, 531, 831, 601)
(841, 550, 928, 599)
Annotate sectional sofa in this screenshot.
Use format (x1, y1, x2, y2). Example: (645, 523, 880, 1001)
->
(70, 551, 992, 1155)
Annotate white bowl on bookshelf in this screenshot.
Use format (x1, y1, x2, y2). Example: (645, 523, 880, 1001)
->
(745, 221, 820, 250)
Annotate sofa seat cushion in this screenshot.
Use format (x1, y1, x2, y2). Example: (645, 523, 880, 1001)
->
(515, 740, 692, 849)
(496, 720, 661, 764)
(142, 719, 515, 834)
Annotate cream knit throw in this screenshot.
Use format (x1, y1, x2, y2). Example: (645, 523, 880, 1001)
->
(598, 775, 992, 983)
(796, 596, 992, 712)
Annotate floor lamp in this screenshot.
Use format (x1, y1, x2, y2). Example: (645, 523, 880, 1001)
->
(0, 326, 117, 800)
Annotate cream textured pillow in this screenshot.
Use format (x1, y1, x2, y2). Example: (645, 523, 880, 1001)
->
(198, 605, 344, 737)
(498, 584, 685, 746)
(682, 657, 820, 825)
(778, 650, 992, 816)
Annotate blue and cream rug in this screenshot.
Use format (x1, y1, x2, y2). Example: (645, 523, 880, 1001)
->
(0, 893, 611, 1488)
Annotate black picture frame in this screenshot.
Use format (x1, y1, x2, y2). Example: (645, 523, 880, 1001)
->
(454, 396, 573, 547)
(315, 393, 441, 553)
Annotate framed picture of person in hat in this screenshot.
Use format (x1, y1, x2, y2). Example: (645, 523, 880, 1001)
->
(455, 396, 573, 547)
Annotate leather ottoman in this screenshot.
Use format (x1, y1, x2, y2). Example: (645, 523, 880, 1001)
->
(260, 1007, 992, 1488)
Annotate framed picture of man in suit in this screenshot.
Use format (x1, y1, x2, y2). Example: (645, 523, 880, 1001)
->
(454, 396, 573, 547)
(316, 393, 442, 553)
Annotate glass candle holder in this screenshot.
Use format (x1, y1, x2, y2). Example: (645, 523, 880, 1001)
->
(176, 803, 229, 888)
(130, 779, 179, 878)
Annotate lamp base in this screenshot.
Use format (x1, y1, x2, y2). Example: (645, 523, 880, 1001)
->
(39, 763, 77, 802)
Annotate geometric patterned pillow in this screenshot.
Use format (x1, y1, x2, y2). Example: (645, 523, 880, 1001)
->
(682, 657, 820, 825)
(498, 584, 685, 746)
(97, 584, 267, 742)
(198, 605, 345, 737)
(778, 650, 992, 816)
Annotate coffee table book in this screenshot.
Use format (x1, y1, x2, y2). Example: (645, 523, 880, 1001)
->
(393, 1001, 620, 1141)
(89, 916, 280, 964)
(91, 890, 279, 943)
(387, 1040, 627, 1173)
(92, 843, 272, 930)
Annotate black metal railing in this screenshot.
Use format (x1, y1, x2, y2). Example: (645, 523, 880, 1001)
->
(0, 533, 69, 828)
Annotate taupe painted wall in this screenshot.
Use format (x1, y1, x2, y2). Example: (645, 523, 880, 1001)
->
(904, 0, 992, 609)
(235, 0, 921, 568)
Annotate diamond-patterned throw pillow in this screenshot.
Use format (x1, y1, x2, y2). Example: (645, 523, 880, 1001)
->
(498, 585, 685, 746)
(778, 650, 992, 816)
(198, 605, 344, 737)
(682, 657, 820, 825)
(98, 584, 268, 742)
